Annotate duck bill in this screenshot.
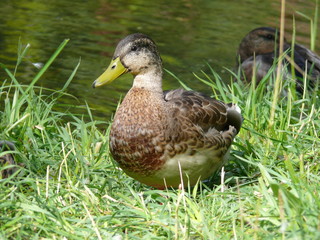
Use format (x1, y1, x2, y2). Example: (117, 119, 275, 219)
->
(92, 57, 128, 88)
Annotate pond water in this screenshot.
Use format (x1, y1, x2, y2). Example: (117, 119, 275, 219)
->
(0, 0, 319, 120)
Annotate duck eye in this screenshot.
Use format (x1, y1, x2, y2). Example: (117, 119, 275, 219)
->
(131, 45, 138, 51)
(266, 34, 274, 40)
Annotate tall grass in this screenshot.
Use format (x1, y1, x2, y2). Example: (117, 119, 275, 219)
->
(1, 35, 320, 240)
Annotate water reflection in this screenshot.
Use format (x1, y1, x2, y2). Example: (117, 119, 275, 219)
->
(0, 0, 319, 120)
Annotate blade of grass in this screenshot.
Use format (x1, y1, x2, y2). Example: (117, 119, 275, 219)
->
(14, 39, 30, 76)
(270, 0, 286, 127)
(25, 39, 69, 94)
(165, 68, 192, 90)
(60, 57, 81, 93)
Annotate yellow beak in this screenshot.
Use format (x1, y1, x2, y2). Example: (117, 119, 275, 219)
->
(92, 57, 127, 88)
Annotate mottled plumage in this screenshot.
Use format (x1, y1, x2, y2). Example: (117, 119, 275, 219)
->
(93, 33, 242, 188)
(237, 27, 320, 93)
(0, 141, 16, 178)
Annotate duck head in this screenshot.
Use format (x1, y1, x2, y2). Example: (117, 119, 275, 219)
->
(237, 27, 286, 63)
(92, 33, 162, 88)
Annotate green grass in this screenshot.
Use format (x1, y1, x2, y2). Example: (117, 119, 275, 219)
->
(1, 39, 320, 239)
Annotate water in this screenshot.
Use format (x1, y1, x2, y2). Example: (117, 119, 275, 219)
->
(0, 0, 319, 120)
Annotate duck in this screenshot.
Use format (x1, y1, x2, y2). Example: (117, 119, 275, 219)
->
(92, 33, 242, 189)
(237, 27, 320, 93)
(0, 140, 16, 178)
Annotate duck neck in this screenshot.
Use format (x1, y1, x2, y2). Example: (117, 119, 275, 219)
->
(132, 68, 163, 92)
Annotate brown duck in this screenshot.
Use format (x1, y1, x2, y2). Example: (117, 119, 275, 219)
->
(237, 27, 320, 93)
(93, 33, 242, 189)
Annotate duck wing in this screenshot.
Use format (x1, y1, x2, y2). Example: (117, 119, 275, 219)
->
(163, 89, 242, 135)
(294, 43, 320, 77)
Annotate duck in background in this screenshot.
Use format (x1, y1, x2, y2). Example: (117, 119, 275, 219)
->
(237, 27, 320, 93)
(0, 140, 17, 178)
(92, 33, 243, 189)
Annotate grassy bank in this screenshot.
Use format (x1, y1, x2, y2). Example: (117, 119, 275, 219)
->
(1, 40, 320, 239)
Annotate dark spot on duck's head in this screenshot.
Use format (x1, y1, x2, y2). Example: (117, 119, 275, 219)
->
(265, 34, 275, 40)
(131, 45, 138, 52)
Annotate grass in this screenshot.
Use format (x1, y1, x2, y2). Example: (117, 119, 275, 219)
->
(1, 36, 320, 239)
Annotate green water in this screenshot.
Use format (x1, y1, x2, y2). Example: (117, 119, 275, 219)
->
(0, 0, 319, 120)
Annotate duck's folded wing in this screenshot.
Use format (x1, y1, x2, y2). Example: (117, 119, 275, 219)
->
(294, 43, 320, 74)
(163, 89, 242, 133)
